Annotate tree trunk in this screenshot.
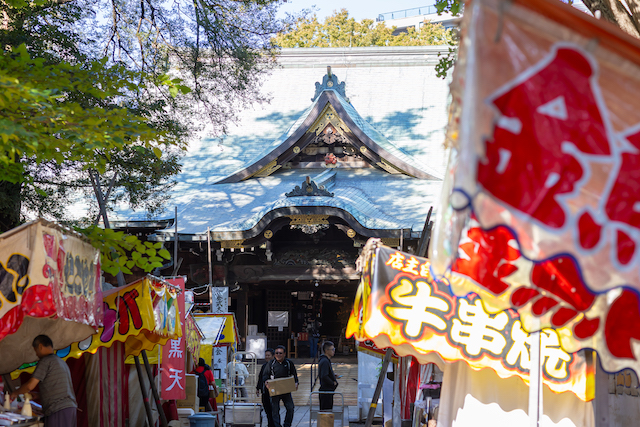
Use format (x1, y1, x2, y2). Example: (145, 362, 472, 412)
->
(0, 179, 21, 232)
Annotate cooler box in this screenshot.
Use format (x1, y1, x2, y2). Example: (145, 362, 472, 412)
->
(189, 413, 216, 427)
(178, 408, 195, 427)
(224, 402, 262, 425)
(267, 376, 296, 397)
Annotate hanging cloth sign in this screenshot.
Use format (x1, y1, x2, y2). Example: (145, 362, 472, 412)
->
(346, 244, 593, 401)
(429, 0, 640, 375)
(162, 277, 186, 400)
(185, 314, 202, 362)
(0, 220, 102, 374)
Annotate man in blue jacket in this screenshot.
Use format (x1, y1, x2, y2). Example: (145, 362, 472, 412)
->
(318, 341, 338, 410)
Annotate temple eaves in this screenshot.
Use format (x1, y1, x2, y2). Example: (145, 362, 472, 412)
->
(215, 71, 442, 184)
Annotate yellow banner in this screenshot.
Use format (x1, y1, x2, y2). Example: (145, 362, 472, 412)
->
(185, 315, 202, 361)
(13, 276, 181, 377)
(347, 245, 594, 401)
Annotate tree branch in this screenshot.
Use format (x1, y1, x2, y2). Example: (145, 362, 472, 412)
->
(583, 0, 640, 38)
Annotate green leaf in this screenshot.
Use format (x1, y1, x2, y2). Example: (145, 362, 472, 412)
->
(158, 248, 171, 259)
(103, 265, 120, 276)
(153, 147, 162, 158)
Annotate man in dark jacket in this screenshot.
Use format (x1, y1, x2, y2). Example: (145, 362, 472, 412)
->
(318, 341, 338, 410)
(256, 348, 275, 427)
(262, 345, 298, 427)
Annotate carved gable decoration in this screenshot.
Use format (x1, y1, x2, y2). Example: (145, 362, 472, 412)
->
(215, 69, 437, 184)
(286, 176, 334, 197)
(312, 67, 348, 102)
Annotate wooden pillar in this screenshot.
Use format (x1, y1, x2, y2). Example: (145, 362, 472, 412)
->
(237, 289, 248, 348)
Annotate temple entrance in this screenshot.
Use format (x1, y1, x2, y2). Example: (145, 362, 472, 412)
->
(230, 221, 362, 353)
(240, 279, 357, 355)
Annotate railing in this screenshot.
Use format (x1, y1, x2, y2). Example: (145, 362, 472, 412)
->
(308, 391, 345, 427)
(310, 354, 319, 391)
(376, 5, 438, 22)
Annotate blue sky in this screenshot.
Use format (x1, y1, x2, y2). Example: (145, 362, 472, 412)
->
(277, 0, 437, 22)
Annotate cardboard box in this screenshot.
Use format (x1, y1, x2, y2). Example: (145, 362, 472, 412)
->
(176, 374, 197, 411)
(267, 376, 296, 396)
(318, 412, 334, 427)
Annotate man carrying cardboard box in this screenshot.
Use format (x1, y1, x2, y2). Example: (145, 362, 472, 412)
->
(262, 345, 298, 427)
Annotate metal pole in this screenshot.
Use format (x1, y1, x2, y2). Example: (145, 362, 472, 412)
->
(141, 350, 169, 427)
(593, 352, 609, 426)
(528, 331, 542, 427)
(172, 206, 179, 276)
(207, 227, 213, 311)
(365, 348, 393, 427)
(134, 355, 155, 427)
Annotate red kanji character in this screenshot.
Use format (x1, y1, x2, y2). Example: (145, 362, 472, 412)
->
(452, 226, 520, 295)
(605, 289, 640, 359)
(602, 129, 640, 264)
(511, 256, 597, 333)
(479, 47, 611, 228)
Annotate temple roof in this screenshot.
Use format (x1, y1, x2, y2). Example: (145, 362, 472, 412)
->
(108, 46, 451, 236)
(155, 168, 442, 239)
(216, 73, 443, 183)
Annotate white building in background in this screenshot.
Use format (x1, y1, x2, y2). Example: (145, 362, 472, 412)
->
(376, 1, 592, 34)
(376, 5, 460, 34)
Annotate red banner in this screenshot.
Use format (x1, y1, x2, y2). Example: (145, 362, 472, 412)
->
(161, 277, 186, 400)
(430, 0, 640, 374)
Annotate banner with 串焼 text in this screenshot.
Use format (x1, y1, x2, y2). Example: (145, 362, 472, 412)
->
(347, 245, 593, 401)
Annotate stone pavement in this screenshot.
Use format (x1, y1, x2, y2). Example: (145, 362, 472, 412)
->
(230, 355, 361, 426)
(264, 404, 359, 427)
(240, 356, 359, 408)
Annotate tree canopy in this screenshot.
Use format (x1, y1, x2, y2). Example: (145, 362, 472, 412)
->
(0, 0, 291, 231)
(273, 9, 454, 48)
(0, 0, 293, 277)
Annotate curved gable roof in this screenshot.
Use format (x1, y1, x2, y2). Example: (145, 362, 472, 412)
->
(215, 72, 443, 184)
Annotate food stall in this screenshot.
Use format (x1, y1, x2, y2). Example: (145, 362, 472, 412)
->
(193, 313, 239, 399)
(347, 242, 594, 425)
(192, 313, 262, 426)
(0, 220, 103, 424)
(10, 275, 182, 427)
